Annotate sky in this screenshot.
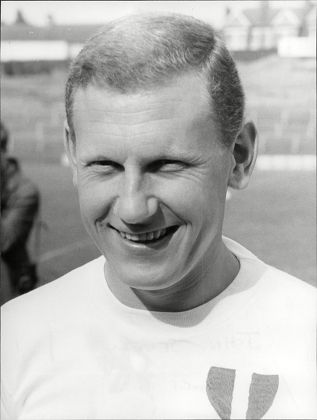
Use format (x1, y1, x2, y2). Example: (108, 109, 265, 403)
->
(1, 1, 310, 28)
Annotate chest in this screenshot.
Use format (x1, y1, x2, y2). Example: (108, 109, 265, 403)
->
(14, 325, 314, 419)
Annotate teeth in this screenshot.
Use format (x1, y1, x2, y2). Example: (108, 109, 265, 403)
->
(119, 228, 168, 242)
(159, 228, 166, 238)
(126, 233, 139, 241)
(139, 233, 147, 241)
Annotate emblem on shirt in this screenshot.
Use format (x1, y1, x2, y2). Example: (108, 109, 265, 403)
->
(206, 366, 279, 419)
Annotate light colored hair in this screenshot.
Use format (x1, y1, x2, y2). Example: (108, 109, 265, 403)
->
(65, 13, 245, 147)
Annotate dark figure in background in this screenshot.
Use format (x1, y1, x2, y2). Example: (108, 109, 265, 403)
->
(1, 122, 40, 296)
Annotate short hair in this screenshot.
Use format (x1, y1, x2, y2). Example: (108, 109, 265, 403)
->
(1, 121, 9, 152)
(65, 13, 245, 147)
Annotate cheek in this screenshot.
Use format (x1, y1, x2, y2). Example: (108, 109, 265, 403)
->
(77, 177, 115, 222)
(161, 171, 226, 220)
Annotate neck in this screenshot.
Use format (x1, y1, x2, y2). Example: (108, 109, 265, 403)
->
(105, 240, 240, 312)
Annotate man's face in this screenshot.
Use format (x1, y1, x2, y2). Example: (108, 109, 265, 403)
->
(69, 73, 233, 291)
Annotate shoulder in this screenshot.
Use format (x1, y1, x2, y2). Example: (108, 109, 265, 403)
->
(17, 175, 40, 202)
(251, 264, 316, 330)
(225, 236, 315, 300)
(1, 256, 105, 396)
(261, 264, 315, 303)
(1, 256, 105, 328)
(5, 162, 39, 204)
(224, 237, 315, 322)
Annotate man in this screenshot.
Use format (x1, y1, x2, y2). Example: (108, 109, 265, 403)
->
(1, 14, 316, 420)
(1, 121, 39, 298)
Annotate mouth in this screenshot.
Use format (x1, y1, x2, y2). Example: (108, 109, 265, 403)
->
(110, 225, 179, 245)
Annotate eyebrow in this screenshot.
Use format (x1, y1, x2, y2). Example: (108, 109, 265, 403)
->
(153, 151, 205, 163)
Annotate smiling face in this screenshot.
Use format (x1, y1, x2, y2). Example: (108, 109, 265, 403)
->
(67, 73, 234, 292)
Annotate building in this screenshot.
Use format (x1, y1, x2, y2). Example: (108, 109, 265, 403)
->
(223, 1, 316, 53)
(1, 19, 101, 65)
(1, 3, 316, 69)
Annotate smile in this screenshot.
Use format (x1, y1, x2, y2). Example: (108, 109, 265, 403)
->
(111, 226, 179, 244)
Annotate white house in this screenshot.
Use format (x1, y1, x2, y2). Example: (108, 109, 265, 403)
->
(0, 22, 101, 62)
(223, 1, 316, 52)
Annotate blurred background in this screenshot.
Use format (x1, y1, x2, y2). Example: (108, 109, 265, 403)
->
(1, 1, 316, 304)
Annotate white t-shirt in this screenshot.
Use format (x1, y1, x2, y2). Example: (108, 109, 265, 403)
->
(1, 238, 316, 419)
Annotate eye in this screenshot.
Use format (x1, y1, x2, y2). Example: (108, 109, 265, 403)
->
(148, 159, 188, 173)
(87, 160, 122, 174)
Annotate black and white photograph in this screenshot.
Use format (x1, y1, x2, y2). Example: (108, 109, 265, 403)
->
(1, 1, 316, 419)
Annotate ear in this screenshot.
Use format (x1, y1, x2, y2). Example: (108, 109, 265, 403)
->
(64, 120, 78, 187)
(228, 121, 258, 190)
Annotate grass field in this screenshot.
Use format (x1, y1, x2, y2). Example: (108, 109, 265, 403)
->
(1, 55, 316, 304)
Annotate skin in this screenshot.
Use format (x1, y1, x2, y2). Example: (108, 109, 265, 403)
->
(65, 72, 256, 311)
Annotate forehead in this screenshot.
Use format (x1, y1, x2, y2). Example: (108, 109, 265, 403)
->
(71, 72, 223, 160)
(72, 72, 212, 128)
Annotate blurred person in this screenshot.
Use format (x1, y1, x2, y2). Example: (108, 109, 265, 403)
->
(0, 121, 40, 297)
(1, 14, 316, 420)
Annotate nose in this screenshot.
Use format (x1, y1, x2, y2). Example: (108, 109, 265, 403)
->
(113, 170, 158, 224)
